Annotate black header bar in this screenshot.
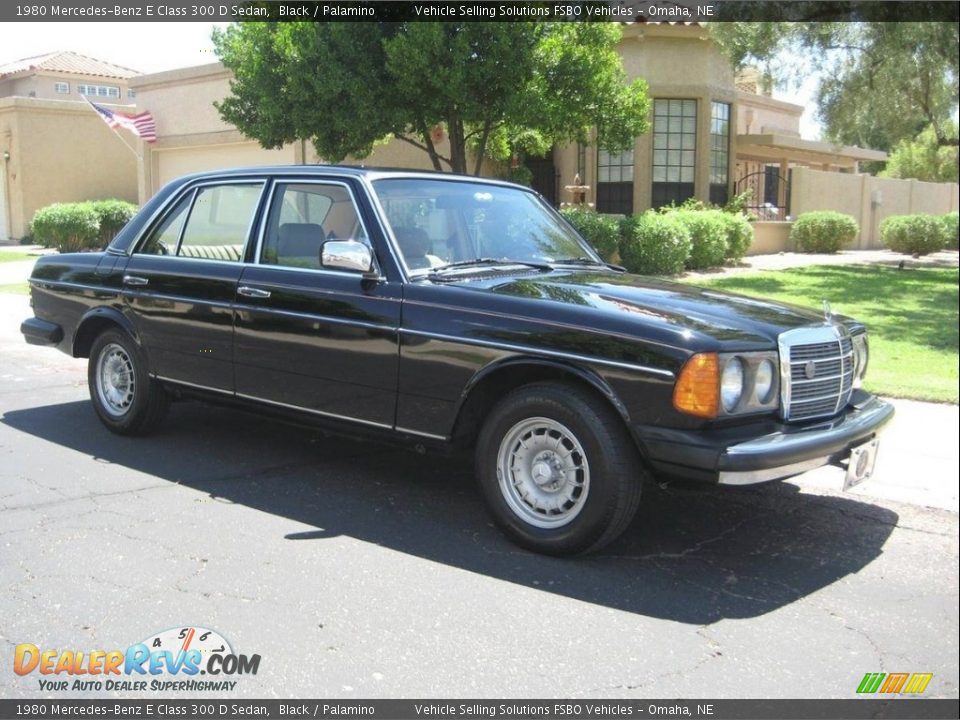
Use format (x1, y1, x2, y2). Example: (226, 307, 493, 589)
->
(2, 699, 960, 720)
(3, 1, 959, 23)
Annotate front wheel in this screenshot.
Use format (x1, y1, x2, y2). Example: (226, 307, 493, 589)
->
(88, 328, 169, 435)
(475, 382, 644, 556)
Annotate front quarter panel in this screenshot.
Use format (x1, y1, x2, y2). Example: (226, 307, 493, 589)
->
(395, 281, 688, 438)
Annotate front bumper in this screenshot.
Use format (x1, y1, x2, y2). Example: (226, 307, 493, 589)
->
(635, 391, 895, 485)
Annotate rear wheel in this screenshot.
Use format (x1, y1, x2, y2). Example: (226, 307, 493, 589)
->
(88, 329, 169, 435)
(475, 382, 644, 555)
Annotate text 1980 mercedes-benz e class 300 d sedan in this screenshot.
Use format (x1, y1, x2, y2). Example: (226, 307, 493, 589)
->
(22, 166, 894, 555)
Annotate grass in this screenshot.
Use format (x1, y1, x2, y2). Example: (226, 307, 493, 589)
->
(0, 251, 34, 263)
(0, 282, 29, 295)
(689, 265, 959, 404)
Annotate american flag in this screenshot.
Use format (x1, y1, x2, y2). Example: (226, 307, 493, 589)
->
(87, 99, 157, 143)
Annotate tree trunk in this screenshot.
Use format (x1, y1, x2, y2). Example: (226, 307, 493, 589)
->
(447, 114, 467, 174)
(416, 121, 446, 172)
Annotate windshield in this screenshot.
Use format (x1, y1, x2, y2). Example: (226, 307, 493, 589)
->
(371, 178, 600, 274)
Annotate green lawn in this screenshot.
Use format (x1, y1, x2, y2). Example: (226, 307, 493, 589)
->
(689, 265, 959, 404)
(0, 282, 29, 295)
(0, 252, 34, 263)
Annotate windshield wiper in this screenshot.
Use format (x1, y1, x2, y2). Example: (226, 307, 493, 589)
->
(551, 257, 623, 271)
(427, 258, 553, 274)
(551, 257, 604, 266)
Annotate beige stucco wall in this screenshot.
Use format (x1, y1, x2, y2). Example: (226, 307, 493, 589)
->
(130, 63, 234, 138)
(791, 167, 960, 248)
(0, 97, 137, 240)
(749, 222, 793, 255)
(736, 92, 802, 136)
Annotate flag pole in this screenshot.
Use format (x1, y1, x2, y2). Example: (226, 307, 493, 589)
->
(83, 95, 142, 161)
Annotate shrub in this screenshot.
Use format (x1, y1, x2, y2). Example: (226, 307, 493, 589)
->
(560, 207, 621, 262)
(667, 209, 728, 270)
(619, 211, 691, 275)
(942, 211, 959, 250)
(30, 203, 100, 253)
(880, 214, 947, 255)
(790, 211, 858, 253)
(30, 200, 137, 253)
(719, 212, 754, 262)
(90, 200, 138, 246)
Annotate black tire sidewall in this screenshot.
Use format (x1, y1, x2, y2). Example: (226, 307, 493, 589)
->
(476, 384, 637, 555)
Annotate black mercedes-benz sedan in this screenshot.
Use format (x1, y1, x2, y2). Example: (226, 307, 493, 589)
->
(21, 166, 894, 555)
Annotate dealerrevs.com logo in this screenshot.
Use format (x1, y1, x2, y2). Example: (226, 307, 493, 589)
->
(14, 626, 261, 692)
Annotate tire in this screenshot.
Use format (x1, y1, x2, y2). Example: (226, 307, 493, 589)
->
(475, 382, 644, 556)
(88, 328, 169, 435)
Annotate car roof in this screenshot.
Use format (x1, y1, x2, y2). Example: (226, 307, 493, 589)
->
(172, 164, 524, 189)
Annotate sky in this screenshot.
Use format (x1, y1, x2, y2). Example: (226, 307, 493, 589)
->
(0, 22, 229, 74)
(0, 21, 823, 138)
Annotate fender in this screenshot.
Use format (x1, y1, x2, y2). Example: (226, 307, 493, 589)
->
(454, 355, 633, 427)
(73, 306, 142, 357)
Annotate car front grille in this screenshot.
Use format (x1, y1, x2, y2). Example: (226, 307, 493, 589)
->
(778, 327, 855, 421)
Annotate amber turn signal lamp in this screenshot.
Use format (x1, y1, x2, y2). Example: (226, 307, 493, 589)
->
(673, 353, 720, 418)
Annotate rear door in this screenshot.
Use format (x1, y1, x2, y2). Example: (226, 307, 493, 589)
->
(123, 180, 266, 392)
(233, 179, 402, 429)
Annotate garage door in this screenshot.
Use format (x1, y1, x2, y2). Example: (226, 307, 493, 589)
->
(156, 142, 295, 189)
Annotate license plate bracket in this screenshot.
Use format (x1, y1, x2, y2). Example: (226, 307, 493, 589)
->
(843, 438, 879, 491)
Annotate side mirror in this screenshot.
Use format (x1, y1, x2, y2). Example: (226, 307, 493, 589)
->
(321, 240, 375, 275)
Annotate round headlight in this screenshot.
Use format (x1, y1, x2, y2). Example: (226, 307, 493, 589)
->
(755, 359, 776, 404)
(720, 357, 744, 413)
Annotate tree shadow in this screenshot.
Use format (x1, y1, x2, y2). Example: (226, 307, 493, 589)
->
(3, 399, 899, 625)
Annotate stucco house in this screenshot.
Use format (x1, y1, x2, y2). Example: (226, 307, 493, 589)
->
(0, 51, 140, 242)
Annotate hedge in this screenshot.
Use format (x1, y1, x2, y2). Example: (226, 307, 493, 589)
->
(719, 212, 754, 263)
(790, 211, 858, 253)
(880, 214, 947, 256)
(560, 207, 621, 262)
(31, 200, 137, 253)
(90, 200, 138, 247)
(942, 212, 959, 250)
(619, 211, 691, 275)
(30, 204, 101, 253)
(667, 209, 729, 270)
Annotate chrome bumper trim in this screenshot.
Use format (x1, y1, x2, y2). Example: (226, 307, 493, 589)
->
(718, 455, 832, 485)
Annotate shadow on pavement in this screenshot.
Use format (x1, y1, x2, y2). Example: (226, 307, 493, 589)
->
(3, 399, 899, 625)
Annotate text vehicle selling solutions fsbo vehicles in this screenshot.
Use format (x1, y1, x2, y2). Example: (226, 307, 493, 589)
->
(22, 167, 894, 555)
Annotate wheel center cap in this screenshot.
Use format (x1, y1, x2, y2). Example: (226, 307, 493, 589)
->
(531, 461, 555, 487)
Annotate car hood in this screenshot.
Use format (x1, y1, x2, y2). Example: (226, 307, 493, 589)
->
(445, 269, 842, 350)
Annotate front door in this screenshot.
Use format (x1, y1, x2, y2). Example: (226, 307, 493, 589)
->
(232, 180, 401, 429)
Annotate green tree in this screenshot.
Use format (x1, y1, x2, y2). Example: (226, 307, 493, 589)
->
(881, 123, 960, 183)
(213, 22, 650, 175)
(710, 22, 959, 152)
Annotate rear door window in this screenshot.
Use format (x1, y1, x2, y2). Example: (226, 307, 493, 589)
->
(177, 184, 264, 262)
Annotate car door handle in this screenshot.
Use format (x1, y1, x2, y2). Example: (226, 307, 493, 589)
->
(123, 275, 149, 287)
(237, 286, 271, 299)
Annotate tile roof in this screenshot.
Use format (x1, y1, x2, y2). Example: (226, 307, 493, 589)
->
(0, 51, 139, 80)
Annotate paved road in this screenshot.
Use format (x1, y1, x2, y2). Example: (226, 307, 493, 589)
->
(0, 292, 957, 700)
